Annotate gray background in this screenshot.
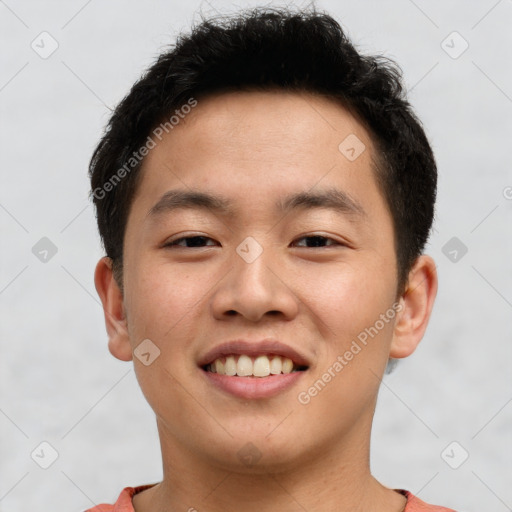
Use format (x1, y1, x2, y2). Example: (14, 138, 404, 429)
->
(1, 1, 511, 511)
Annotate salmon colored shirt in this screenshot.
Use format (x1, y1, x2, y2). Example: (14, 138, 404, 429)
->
(84, 485, 457, 511)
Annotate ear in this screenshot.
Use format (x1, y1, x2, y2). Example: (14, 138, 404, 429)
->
(389, 254, 438, 359)
(94, 257, 133, 361)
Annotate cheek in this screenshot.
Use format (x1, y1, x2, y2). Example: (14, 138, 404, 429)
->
(302, 260, 398, 411)
(302, 257, 395, 338)
(124, 263, 208, 427)
(125, 260, 208, 341)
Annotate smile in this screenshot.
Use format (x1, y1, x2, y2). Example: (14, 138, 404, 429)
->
(204, 354, 308, 377)
(198, 339, 311, 399)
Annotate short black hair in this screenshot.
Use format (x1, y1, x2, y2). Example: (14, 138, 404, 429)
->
(89, 6, 437, 297)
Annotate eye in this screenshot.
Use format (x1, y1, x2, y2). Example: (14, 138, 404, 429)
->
(163, 234, 344, 249)
(292, 235, 343, 248)
(164, 235, 218, 248)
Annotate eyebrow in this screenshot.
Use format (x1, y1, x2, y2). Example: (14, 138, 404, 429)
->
(146, 187, 367, 221)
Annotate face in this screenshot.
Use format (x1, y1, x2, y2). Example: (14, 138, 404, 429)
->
(101, 90, 422, 472)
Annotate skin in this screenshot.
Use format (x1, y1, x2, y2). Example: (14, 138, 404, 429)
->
(95, 90, 438, 512)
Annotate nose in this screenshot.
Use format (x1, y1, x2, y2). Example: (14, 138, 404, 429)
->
(211, 240, 300, 323)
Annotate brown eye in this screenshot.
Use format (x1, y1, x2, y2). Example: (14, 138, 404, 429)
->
(165, 236, 217, 248)
(292, 236, 342, 248)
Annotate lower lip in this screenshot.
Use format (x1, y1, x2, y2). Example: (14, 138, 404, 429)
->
(201, 369, 306, 399)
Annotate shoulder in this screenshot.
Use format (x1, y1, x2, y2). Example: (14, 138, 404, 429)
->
(397, 489, 458, 512)
(83, 484, 157, 512)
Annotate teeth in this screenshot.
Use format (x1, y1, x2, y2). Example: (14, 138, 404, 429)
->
(253, 355, 270, 377)
(237, 355, 253, 376)
(224, 356, 237, 376)
(269, 356, 282, 374)
(206, 354, 302, 377)
(214, 359, 224, 374)
(282, 357, 293, 374)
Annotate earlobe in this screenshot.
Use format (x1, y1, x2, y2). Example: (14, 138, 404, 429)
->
(94, 257, 133, 362)
(389, 255, 438, 359)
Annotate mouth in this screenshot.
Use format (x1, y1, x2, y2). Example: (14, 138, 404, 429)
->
(198, 340, 310, 399)
(202, 354, 308, 377)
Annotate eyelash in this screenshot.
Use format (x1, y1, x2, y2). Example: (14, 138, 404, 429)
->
(163, 234, 344, 249)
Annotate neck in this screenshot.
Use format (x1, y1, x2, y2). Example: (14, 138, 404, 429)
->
(132, 417, 406, 512)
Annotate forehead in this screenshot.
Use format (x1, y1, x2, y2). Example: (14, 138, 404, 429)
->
(162, 89, 371, 161)
(130, 90, 389, 228)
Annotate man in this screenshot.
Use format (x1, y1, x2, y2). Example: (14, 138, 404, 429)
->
(88, 6, 455, 511)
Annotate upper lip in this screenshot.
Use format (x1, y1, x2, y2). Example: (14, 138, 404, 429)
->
(198, 339, 311, 368)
